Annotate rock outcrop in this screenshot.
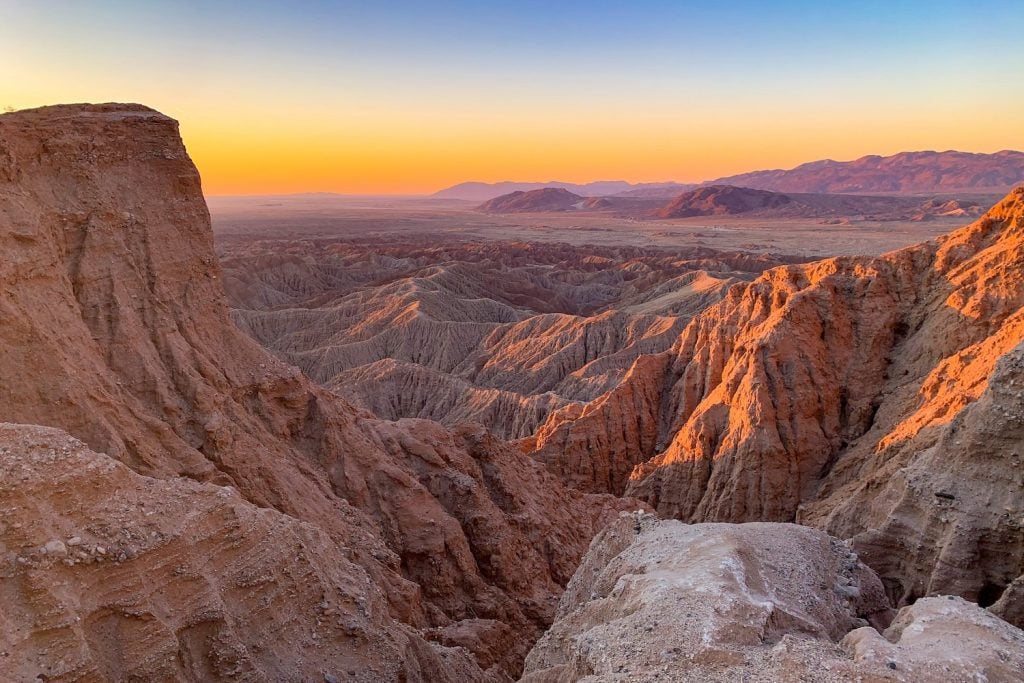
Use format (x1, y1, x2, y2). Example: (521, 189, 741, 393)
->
(526, 187, 1024, 621)
(4, 102, 1023, 681)
(523, 514, 1024, 682)
(0, 424, 483, 682)
(805, 340, 1024, 623)
(0, 103, 639, 681)
(221, 238, 791, 439)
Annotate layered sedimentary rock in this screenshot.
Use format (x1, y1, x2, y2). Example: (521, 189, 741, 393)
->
(527, 187, 1024, 620)
(0, 424, 483, 682)
(523, 514, 1024, 682)
(221, 237, 791, 438)
(805, 340, 1024, 623)
(0, 104, 638, 681)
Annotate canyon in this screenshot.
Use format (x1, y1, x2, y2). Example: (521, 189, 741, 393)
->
(1, 103, 1022, 682)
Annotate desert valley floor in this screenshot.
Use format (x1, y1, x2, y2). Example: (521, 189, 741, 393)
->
(209, 193, 978, 257)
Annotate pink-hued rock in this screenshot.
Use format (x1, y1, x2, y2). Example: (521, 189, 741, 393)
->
(0, 104, 639, 681)
(527, 188, 1024, 622)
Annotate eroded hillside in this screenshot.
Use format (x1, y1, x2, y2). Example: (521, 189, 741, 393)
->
(0, 104, 639, 681)
(525, 188, 1024, 622)
(219, 238, 796, 438)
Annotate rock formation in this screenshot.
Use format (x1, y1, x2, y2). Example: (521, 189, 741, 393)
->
(0, 104, 639, 681)
(3, 102, 1023, 681)
(433, 180, 693, 202)
(0, 424, 484, 681)
(221, 238, 791, 439)
(654, 187, 993, 222)
(523, 513, 1024, 682)
(909, 197, 984, 221)
(526, 186, 1024, 623)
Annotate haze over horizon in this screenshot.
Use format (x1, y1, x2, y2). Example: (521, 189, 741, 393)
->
(3, 1, 1023, 195)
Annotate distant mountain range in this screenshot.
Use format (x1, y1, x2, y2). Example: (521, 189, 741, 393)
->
(707, 150, 1024, 194)
(436, 150, 1024, 200)
(477, 187, 585, 213)
(656, 185, 794, 218)
(433, 180, 694, 201)
(476, 184, 991, 222)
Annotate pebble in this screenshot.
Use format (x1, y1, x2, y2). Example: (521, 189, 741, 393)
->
(43, 539, 68, 557)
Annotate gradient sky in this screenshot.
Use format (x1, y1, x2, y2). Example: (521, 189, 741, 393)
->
(2, 1, 1023, 195)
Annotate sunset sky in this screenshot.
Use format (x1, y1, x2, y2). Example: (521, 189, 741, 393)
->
(3, 1, 1023, 195)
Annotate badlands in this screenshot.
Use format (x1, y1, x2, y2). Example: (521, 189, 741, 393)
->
(1, 103, 1023, 682)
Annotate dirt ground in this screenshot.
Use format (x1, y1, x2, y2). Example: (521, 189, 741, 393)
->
(208, 194, 972, 258)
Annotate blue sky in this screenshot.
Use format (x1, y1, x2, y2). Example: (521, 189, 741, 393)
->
(2, 1, 1022, 193)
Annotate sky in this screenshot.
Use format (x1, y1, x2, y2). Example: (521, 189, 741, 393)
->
(2, 1, 1023, 195)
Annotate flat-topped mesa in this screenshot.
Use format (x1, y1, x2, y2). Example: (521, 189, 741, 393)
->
(0, 103, 640, 680)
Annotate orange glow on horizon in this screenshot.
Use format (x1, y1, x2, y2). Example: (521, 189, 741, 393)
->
(4, 34, 1023, 196)
(4, 2, 1023, 196)
(182, 105, 1024, 196)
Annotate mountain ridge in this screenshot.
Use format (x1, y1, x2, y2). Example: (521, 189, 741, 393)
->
(435, 149, 1024, 201)
(434, 180, 694, 201)
(707, 149, 1024, 193)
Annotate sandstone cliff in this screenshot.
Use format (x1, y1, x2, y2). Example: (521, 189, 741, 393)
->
(0, 104, 638, 681)
(0, 424, 483, 682)
(527, 187, 1024, 621)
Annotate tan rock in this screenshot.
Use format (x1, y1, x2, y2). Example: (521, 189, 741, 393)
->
(525, 188, 1024, 622)
(0, 423, 484, 682)
(522, 513, 1024, 682)
(220, 236, 785, 440)
(0, 103, 640, 680)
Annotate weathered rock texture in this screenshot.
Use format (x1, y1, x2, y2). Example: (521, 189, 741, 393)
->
(523, 514, 1024, 682)
(0, 424, 482, 682)
(220, 237, 793, 439)
(526, 187, 1024, 621)
(0, 103, 639, 681)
